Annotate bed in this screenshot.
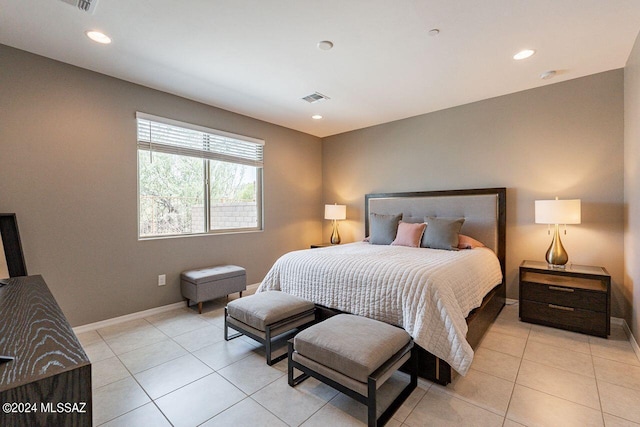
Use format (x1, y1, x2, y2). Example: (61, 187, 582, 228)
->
(258, 187, 506, 384)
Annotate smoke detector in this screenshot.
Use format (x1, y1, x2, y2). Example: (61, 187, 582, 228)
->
(317, 41, 334, 51)
(301, 92, 330, 104)
(60, 0, 99, 14)
(540, 70, 557, 80)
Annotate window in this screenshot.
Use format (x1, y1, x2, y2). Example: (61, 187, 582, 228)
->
(136, 112, 264, 238)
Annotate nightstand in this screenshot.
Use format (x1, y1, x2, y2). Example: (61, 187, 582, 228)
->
(519, 260, 610, 337)
(310, 243, 333, 249)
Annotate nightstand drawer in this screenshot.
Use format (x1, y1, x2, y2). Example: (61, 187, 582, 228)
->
(520, 300, 607, 337)
(520, 281, 607, 312)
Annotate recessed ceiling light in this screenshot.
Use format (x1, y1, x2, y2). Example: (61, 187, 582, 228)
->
(513, 49, 535, 60)
(317, 41, 334, 51)
(428, 29, 440, 36)
(312, 115, 323, 120)
(86, 30, 111, 44)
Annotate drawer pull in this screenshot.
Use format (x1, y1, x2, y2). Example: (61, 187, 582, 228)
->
(548, 304, 574, 312)
(549, 286, 574, 293)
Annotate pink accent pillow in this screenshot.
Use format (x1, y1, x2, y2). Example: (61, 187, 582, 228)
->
(391, 222, 427, 248)
(458, 234, 485, 249)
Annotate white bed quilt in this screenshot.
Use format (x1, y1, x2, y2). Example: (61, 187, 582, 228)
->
(257, 242, 503, 375)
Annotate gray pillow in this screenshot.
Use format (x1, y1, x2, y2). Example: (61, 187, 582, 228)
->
(369, 213, 402, 245)
(422, 217, 465, 250)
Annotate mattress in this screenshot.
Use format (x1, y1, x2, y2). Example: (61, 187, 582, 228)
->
(257, 242, 503, 375)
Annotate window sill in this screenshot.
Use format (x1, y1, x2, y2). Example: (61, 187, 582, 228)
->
(138, 228, 263, 241)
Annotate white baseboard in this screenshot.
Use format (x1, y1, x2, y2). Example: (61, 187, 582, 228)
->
(73, 301, 185, 334)
(632, 332, 640, 362)
(73, 282, 262, 334)
(611, 317, 625, 327)
(615, 317, 640, 362)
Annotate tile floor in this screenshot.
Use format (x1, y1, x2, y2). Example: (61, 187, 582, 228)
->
(78, 296, 640, 427)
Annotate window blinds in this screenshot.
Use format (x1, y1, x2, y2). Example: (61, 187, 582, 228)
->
(136, 112, 264, 168)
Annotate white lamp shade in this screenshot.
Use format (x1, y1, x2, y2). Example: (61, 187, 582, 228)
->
(324, 204, 346, 220)
(535, 199, 581, 224)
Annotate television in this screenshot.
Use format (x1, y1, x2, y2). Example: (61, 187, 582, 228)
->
(0, 213, 27, 282)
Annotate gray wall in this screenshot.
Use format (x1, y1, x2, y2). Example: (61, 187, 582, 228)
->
(625, 31, 640, 343)
(0, 45, 323, 326)
(322, 70, 627, 320)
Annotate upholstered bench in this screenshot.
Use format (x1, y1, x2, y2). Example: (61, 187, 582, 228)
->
(181, 265, 246, 314)
(288, 314, 417, 427)
(225, 291, 316, 365)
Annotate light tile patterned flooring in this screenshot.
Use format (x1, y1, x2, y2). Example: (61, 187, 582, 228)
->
(78, 296, 640, 427)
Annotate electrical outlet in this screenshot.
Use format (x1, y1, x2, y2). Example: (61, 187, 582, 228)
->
(158, 274, 166, 286)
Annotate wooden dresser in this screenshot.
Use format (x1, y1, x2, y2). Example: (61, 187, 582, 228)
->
(0, 275, 92, 427)
(519, 260, 610, 337)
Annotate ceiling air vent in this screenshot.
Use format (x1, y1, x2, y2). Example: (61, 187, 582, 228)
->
(59, 0, 99, 14)
(301, 92, 330, 103)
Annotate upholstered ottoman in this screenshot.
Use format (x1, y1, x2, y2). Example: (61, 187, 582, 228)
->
(181, 265, 246, 314)
(288, 314, 417, 427)
(225, 291, 316, 365)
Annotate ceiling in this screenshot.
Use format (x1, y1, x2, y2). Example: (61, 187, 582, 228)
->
(2, 1, 640, 138)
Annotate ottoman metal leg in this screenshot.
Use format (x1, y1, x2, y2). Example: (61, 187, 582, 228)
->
(288, 340, 309, 386)
(371, 347, 418, 427)
(265, 325, 281, 365)
(224, 307, 242, 341)
(367, 378, 377, 427)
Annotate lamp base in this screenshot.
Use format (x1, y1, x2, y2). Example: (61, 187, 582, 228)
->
(330, 220, 341, 245)
(545, 224, 569, 267)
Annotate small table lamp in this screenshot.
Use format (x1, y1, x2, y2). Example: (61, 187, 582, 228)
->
(535, 197, 581, 268)
(324, 204, 346, 244)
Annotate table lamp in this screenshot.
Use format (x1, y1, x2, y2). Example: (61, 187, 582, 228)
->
(324, 204, 346, 244)
(535, 197, 581, 268)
